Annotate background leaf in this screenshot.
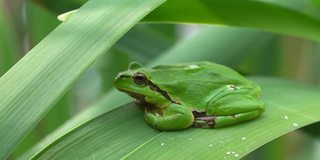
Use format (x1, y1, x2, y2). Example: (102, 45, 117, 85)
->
(32, 0, 320, 41)
(0, 2, 19, 76)
(143, 0, 320, 41)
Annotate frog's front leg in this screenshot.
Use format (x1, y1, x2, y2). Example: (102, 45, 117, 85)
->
(145, 103, 194, 131)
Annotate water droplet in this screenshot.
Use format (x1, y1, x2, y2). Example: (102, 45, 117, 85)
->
(234, 154, 239, 157)
(231, 151, 235, 154)
(185, 65, 200, 70)
(241, 137, 247, 141)
(209, 144, 213, 147)
(160, 143, 165, 146)
(293, 123, 298, 127)
(227, 85, 238, 91)
(188, 138, 192, 141)
(223, 156, 226, 159)
(226, 151, 231, 155)
(283, 115, 288, 120)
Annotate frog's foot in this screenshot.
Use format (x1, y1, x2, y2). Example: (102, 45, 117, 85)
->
(193, 116, 216, 128)
(193, 110, 262, 128)
(214, 110, 262, 128)
(194, 110, 262, 128)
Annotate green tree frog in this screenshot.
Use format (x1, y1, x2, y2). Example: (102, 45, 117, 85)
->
(114, 62, 265, 131)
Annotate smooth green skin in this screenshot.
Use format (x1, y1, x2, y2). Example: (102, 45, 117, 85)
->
(114, 62, 265, 131)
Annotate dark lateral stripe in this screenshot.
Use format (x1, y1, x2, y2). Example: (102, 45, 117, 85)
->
(145, 80, 177, 103)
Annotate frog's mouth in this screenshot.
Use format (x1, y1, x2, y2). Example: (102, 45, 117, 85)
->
(118, 89, 158, 111)
(118, 88, 145, 101)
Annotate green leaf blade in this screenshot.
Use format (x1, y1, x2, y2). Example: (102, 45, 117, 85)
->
(33, 105, 159, 160)
(0, 0, 165, 158)
(32, 78, 320, 159)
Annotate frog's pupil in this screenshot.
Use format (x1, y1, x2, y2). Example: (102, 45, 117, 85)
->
(133, 73, 147, 85)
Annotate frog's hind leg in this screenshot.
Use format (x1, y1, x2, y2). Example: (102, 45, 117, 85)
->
(193, 110, 261, 128)
(214, 110, 261, 128)
(198, 86, 265, 128)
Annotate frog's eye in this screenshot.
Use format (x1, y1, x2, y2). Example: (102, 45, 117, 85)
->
(133, 72, 147, 85)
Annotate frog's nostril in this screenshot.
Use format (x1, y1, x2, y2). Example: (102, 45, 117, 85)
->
(120, 75, 130, 78)
(119, 75, 125, 78)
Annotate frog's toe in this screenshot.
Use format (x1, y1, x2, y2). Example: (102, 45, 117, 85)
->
(193, 116, 216, 128)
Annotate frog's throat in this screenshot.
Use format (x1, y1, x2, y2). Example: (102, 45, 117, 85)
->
(122, 90, 164, 114)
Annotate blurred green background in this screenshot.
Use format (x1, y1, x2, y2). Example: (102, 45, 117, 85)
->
(0, 0, 319, 159)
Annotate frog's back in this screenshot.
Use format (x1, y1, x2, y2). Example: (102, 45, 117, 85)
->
(147, 62, 256, 112)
